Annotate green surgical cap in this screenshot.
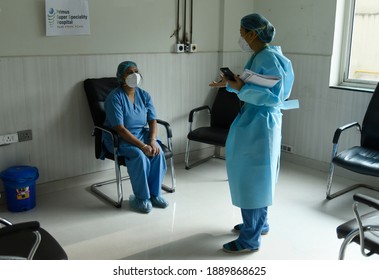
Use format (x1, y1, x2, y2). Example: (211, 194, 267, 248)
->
(116, 61, 137, 85)
(240, 13, 275, 43)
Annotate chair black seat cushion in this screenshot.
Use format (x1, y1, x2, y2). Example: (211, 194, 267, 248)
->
(337, 210, 379, 255)
(0, 227, 68, 260)
(187, 127, 229, 146)
(333, 146, 379, 177)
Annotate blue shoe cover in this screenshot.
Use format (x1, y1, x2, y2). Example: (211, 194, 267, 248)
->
(150, 195, 169, 208)
(129, 195, 152, 213)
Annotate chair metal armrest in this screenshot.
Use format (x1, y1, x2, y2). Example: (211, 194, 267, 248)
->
(95, 120, 174, 154)
(0, 217, 12, 226)
(188, 105, 211, 133)
(354, 193, 379, 211)
(188, 105, 211, 123)
(94, 125, 120, 148)
(329, 122, 362, 161)
(0, 221, 42, 260)
(0, 221, 40, 237)
(332, 122, 361, 144)
(157, 119, 173, 151)
(157, 119, 172, 139)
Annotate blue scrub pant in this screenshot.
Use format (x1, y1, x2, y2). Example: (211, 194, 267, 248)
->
(237, 207, 269, 249)
(124, 146, 167, 200)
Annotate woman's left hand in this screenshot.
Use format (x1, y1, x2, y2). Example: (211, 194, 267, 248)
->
(149, 139, 160, 157)
(209, 74, 227, 88)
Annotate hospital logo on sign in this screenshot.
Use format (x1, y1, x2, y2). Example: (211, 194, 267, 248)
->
(47, 8, 56, 27)
(45, 0, 90, 36)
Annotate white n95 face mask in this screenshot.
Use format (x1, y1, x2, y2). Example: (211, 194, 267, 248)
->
(125, 73, 141, 88)
(238, 36, 253, 53)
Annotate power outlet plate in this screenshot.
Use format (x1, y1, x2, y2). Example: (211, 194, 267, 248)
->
(281, 144, 293, 153)
(175, 43, 184, 53)
(189, 43, 197, 52)
(0, 133, 18, 145)
(18, 129, 32, 142)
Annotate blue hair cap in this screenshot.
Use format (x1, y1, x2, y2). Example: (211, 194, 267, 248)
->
(240, 13, 275, 43)
(116, 61, 137, 84)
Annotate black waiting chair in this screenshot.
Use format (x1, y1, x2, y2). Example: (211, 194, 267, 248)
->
(184, 87, 242, 169)
(326, 82, 379, 200)
(84, 77, 176, 208)
(0, 217, 67, 260)
(336, 193, 379, 259)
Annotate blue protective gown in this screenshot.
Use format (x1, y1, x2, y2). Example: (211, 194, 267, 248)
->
(226, 46, 294, 209)
(102, 86, 167, 200)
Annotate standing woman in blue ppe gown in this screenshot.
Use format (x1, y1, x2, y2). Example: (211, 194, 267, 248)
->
(210, 13, 295, 253)
(103, 61, 168, 214)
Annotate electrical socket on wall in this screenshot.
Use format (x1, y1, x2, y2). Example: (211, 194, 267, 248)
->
(175, 43, 185, 53)
(0, 133, 18, 145)
(0, 129, 33, 146)
(189, 43, 197, 52)
(18, 129, 33, 142)
(281, 144, 293, 153)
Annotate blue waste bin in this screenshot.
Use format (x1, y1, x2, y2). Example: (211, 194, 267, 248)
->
(0, 165, 39, 212)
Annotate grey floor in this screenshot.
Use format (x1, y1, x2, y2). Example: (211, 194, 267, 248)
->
(1, 158, 379, 260)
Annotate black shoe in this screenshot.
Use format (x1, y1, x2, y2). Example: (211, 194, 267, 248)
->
(222, 240, 259, 254)
(233, 223, 243, 231)
(233, 224, 269, 235)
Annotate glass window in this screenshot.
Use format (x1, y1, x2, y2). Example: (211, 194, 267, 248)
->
(341, 0, 379, 88)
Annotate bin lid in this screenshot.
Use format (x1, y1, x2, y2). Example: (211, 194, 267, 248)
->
(0, 165, 39, 182)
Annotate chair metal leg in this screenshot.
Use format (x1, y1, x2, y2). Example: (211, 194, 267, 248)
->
(326, 161, 336, 199)
(338, 227, 379, 259)
(327, 183, 375, 200)
(185, 140, 224, 170)
(90, 160, 126, 208)
(338, 229, 359, 260)
(91, 156, 176, 206)
(326, 161, 379, 199)
(185, 139, 191, 169)
(162, 157, 176, 193)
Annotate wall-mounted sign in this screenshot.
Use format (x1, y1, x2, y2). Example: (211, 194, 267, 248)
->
(45, 0, 90, 36)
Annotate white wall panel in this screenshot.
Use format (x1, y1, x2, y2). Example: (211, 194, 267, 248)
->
(1, 49, 374, 191)
(0, 0, 252, 56)
(0, 52, 228, 186)
(0, 51, 376, 200)
(254, 0, 336, 56)
(282, 53, 372, 163)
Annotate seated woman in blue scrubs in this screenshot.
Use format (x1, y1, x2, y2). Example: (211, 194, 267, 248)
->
(103, 61, 168, 213)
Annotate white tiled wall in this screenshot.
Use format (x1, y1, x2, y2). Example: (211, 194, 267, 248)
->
(0, 51, 374, 190)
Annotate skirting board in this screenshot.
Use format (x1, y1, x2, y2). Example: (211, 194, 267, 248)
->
(0, 147, 214, 206)
(2, 150, 378, 206)
(281, 152, 379, 188)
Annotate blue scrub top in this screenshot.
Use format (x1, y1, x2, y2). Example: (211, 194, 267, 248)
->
(226, 46, 295, 209)
(102, 86, 157, 155)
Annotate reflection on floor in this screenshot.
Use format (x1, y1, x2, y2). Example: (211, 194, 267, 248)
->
(1, 158, 379, 260)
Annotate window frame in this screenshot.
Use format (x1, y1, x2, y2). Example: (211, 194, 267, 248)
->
(331, 0, 377, 92)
